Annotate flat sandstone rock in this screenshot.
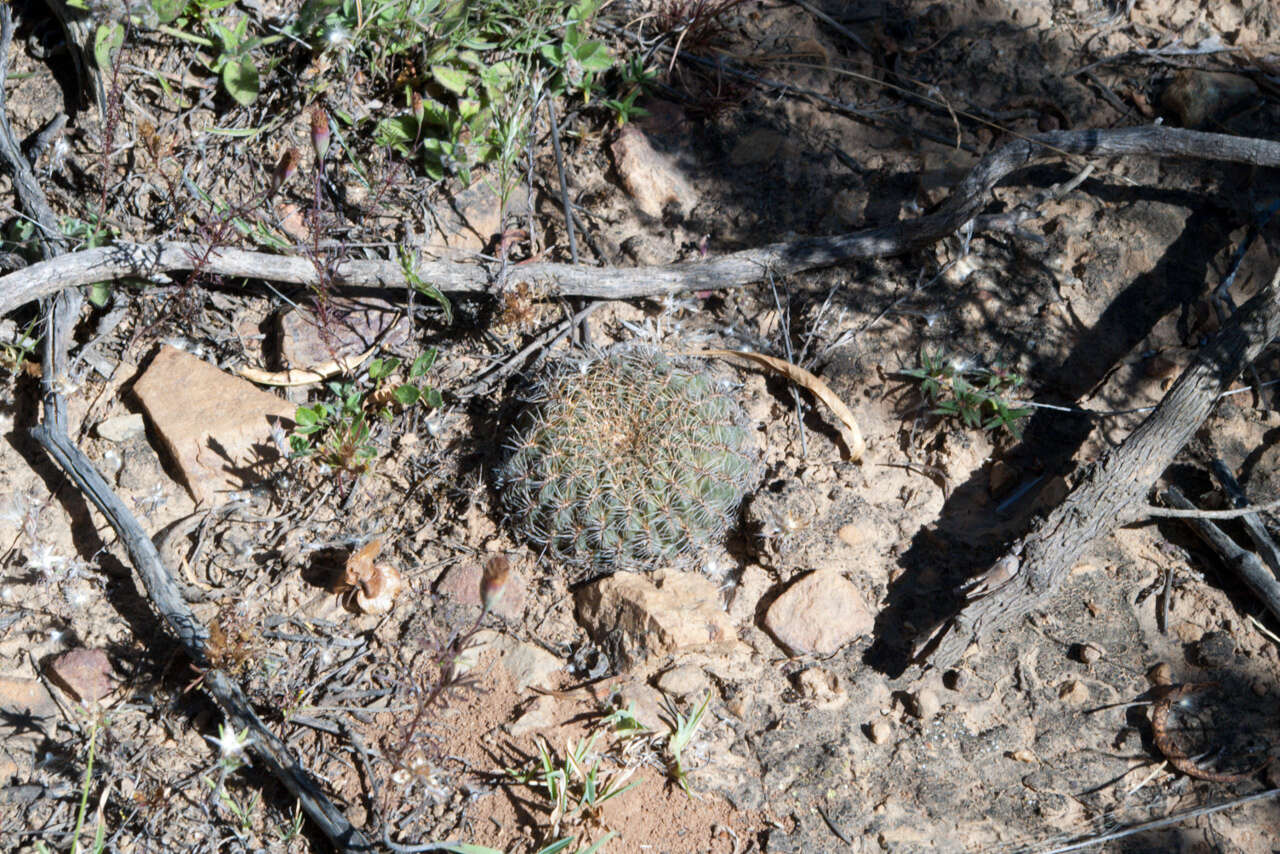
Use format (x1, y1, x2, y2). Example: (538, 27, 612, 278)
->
(134, 345, 295, 506)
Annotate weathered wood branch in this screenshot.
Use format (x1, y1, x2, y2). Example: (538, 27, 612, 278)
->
(3, 127, 1280, 316)
(919, 263, 1280, 668)
(1164, 486, 1280, 627)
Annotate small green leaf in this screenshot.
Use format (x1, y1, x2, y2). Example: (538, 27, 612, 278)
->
(577, 41, 613, 72)
(93, 23, 124, 73)
(375, 114, 419, 150)
(150, 0, 185, 24)
(294, 407, 319, 427)
(431, 64, 471, 96)
(436, 844, 504, 854)
(393, 384, 421, 406)
(222, 56, 259, 105)
(87, 281, 111, 308)
(424, 387, 443, 408)
(409, 349, 436, 378)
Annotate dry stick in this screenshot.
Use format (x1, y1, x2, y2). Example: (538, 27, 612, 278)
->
(1163, 486, 1280, 627)
(5, 127, 1280, 314)
(31, 427, 375, 852)
(1211, 458, 1280, 577)
(919, 264, 1280, 669)
(0, 12, 371, 851)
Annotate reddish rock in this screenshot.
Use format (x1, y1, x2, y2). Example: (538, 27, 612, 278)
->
(436, 560, 528, 620)
(763, 570, 873, 656)
(609, 126, 693, 219)
(133, 345, 295, 505)
(47, 648, 114, 704)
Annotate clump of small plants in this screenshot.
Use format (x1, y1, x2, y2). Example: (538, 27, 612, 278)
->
(290, 350, 441, 473)
(899, 349, 1033, 439)
(496, 346, 758, 575)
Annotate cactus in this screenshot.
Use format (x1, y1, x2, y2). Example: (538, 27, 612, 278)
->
(497, 346, 757, 574)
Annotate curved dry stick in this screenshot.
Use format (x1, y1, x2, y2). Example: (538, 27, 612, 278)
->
(3, 127, 1280, 315)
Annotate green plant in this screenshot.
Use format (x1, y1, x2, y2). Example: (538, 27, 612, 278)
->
(290, 351, 443, 472)
(898, 349, 1033, 439)
(59, 714, 109, 854)
(662, 692, 710, 796)
(506, 732, 635, 841)
(496, 346, 758, 575)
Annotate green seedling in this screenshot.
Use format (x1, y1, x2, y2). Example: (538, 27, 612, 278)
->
(506, 733, 637, 842)
(898, 348, 1033, 439)
(662, 692, 710, 796)
(291, 353, 443, 473)
(439, 834, 616, 854)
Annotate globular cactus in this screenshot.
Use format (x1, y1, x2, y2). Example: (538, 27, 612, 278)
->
(496, 346, 758, 574)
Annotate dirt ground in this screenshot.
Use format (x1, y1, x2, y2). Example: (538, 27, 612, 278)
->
(2, 0, 1280, 852)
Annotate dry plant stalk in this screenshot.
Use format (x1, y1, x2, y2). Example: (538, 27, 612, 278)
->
(693, 348, 866, 461)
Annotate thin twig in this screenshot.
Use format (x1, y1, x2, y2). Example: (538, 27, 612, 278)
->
(1144, 496, 1280, 519)
(1038, 788, 1280, 854)
(545, 96, 591, 348)
(6, 127, 1280, 315)
(1211, 458, 1280, 576)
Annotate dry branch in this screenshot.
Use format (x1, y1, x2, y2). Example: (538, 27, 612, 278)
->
(3, 127, 1280, 316)
(1163, 486, 1280, 627)
(919, 263, 1280, 668)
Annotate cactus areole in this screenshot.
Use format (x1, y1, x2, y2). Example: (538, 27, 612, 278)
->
(497, 347, 758, 574)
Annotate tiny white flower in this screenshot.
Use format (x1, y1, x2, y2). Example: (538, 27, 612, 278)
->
(206, 723, 254, 762)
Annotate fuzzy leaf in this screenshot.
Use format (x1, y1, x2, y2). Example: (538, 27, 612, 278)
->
(222, 56, 259, 105)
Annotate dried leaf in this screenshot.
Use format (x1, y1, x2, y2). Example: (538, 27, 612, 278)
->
(341, 539, 382, 590)
(692, 349, 866, 461)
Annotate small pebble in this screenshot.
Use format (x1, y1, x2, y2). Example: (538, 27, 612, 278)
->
(1058, 680, 1089, 704)
(907, 688, 941, 720)
(1148, 662, 1172, 686)
(868, 720, 892, 744)
(1072, 642, 1104, 665)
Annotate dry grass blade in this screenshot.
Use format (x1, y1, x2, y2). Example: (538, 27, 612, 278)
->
(692, 349, 865, 461)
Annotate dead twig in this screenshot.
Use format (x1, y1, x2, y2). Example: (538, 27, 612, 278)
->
(1211, 458, 1280, 576)
(918, 263, 1280, 668)
(5, 127, 1280, 314)
(1163, 485, 1280, 628)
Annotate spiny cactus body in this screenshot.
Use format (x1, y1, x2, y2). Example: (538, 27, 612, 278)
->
(497, 347, 757, 574)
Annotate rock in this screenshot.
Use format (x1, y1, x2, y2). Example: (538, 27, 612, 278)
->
(836, 523, 866, 547)
(905, 688, 940, 720)
(609, 126, 693, 219)
(1058, 680, 1089, 705)
(575, 569, 740, 670)
(276, 297, 412, 370)
(0, 674, 60, 720)
(763, 570, 873, 656)
(502, 640, 564, 693)
(508, 695, 559, 738)
(612, 681, 667, 731)
(1194, 630, 1235, 667)
(793, 667, 847, 711)
(47, 648, 114, 704)
(436, 560, 527, 620)
(462, 631, 564, 693)
(95, 413, 146, 442)
(1162, 70, 1258, 128)
(656, 664, 710, 701)
(133, 346, 295, 506)
(428, 181, 530, 252)
(867, 719, 892, 744)
(1071, 642, 1105, 665)
(1148, 662, 1172, 686)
